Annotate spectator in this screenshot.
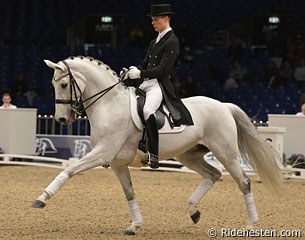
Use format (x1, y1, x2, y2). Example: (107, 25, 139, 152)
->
(294, 58, 305, 82)
(295, 59, 305, 105)
(223, 60, 247, 91)
(268, 60, 292, 90)
(171, 70, 183, 96)
(264, 59, 278, 86)
(296, 103, 305, 116)
(180, 72, 196, 98)
(285, 36, 297, 66)
(295, 32, 305, 59)
(266, 30, 285, 57)
(12, 74, 27, 96)
(300, 86, 305, 107)
(227, 36, 245, 61)
(228, 60, 247, 84)
(206, 59, 224, 83)
(0, 93, 17, 109)
(23, 88, 38, 106)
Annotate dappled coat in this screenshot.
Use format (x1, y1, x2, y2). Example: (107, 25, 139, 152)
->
(137, 30, 194, 126)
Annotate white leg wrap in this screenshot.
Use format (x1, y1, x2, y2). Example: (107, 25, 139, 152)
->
(188, 179, 214, 206)
(244, 192, 258, 225)
(45, 171, 69, 197)
(37, 191, 50, 203)
(128, 199, 143, 227)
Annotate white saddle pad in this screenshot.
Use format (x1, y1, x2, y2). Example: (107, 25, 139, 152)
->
(129, 88, 186, 134)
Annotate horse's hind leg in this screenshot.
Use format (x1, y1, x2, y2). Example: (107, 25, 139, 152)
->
(177, 145, 222, 224)
(212, 148, 258, 227)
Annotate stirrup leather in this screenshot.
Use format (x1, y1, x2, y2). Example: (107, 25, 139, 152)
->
(141, 152, 159, 168)
(148, 153, 159, 169)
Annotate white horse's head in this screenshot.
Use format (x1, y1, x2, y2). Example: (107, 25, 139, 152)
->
(44, 59, 86, 124)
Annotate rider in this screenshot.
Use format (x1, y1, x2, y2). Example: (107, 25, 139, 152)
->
(127, 4, 194, 169)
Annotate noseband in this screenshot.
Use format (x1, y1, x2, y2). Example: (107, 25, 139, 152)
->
(55, 60, 122, 115)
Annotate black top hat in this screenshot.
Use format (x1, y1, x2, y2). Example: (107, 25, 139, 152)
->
(147, 4, 175, 17)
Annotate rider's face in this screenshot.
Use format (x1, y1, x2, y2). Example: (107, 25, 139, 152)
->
(151, 16, 169, 33)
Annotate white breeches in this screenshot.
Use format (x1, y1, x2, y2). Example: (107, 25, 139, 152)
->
(139, 79, 163, 120)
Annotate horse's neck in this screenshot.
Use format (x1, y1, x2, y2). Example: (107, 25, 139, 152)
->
(80, 63, 129, 121)
(83, 72, 114, 96)
(80, 62, 120, 100)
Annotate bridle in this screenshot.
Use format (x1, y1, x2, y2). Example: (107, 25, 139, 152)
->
(54, 60, 122, 115)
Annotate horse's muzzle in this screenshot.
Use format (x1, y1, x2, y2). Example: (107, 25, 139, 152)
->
(58, 117, 68, 124)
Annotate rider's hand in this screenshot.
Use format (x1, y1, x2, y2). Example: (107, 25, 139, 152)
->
(128, 66, 141, 79)
(119, 67, 129, 80)
(119, 67, 128, 77)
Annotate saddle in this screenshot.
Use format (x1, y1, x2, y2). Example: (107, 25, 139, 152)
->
(135, 88, 175, 130)
(135, 88, 177, 154)
(121, 72, 184, 156)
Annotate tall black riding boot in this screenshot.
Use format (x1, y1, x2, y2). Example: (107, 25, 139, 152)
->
(145, 114, 159, 169)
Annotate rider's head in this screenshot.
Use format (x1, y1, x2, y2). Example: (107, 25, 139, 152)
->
(147, 4, 174, 33)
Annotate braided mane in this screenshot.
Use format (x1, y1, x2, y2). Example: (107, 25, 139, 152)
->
(66, 55, 120, 80)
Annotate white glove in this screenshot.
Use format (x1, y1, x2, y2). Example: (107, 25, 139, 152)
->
(128, 66, 141, 79)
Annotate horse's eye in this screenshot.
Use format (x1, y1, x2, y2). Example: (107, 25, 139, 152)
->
(61, 83, 68, 89)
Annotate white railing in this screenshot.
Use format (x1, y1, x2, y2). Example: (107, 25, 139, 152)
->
(36, 115, 268, 136)
(37, 115, 90, 135)
(0, 154, 69, 169)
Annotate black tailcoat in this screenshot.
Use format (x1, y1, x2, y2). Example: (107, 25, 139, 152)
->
(137, 30, 194, 125)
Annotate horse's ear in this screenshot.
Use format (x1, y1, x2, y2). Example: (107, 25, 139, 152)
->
(44, 60, 65, 71)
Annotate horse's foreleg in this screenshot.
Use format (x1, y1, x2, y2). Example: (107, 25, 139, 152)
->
(32, 146, 104, 208)
(32, 171, 69, 208)
(111, 163, 143, 236)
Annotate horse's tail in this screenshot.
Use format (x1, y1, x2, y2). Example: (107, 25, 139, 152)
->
(224, 103, 284, 195)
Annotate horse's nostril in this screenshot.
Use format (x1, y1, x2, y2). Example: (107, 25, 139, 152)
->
(58, 117, 67, 124)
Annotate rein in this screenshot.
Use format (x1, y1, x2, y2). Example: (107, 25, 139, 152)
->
(55, 60, 122, 115)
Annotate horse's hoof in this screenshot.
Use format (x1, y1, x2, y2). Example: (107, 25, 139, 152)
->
(190, 210, 201, 224)
(123, 229, 136, 236)
(31, 200, 46, 208)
